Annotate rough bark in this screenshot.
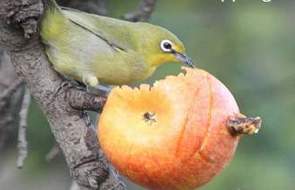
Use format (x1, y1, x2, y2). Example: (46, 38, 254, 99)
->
(0, 50, 24, 150)
(124, 0, 157, 22)
(0, 0, 159, 189)
(58, 0, 107, 15)
(17, 88, 31, 168)
(0, 0, 125, 189)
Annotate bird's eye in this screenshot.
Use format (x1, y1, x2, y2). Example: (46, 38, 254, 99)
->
(160, 40, 173, 52)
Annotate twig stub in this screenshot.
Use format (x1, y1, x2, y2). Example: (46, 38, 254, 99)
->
(46, 143, 61, 162)
(227, 114, 262, 136)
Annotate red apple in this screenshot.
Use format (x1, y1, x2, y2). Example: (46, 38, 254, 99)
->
(98, 68, 240, 190)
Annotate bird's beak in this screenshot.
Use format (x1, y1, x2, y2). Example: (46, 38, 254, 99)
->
(173, 51, 195, 68)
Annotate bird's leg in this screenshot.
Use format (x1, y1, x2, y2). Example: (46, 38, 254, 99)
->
(94, 85, 113, 96)
(85, 84, 112, 97)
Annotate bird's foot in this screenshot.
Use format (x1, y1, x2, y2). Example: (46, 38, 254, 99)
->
(54, 81, 73, 96)
(54, 80, 88, 98)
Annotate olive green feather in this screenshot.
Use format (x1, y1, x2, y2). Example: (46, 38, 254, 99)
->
(40, 0, 187, 86)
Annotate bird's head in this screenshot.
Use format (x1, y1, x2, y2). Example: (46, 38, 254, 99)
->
(135, 23, 194, 69)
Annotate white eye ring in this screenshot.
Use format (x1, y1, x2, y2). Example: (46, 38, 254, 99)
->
(160, 40, 173, 52)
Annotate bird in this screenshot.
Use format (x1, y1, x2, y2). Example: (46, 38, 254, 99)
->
(40, 0, 194, 87)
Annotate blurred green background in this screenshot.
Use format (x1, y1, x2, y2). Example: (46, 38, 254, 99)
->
(1, 0, 295, 189)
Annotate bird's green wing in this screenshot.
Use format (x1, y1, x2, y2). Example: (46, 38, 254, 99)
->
(62, 8, 137, 52)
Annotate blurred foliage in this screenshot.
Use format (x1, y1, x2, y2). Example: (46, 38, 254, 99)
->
(1, 0, 295, 189)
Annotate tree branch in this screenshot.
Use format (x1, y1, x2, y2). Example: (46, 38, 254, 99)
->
(58, 0, 107, 15)
(46, 142, 61, 161)
(0, 0, 158, 188)
(70, 181, 81, 190)
(0, 50, 24, 150)
(0, 79, 23, 110)
(66, 88, 107, 112)
(0, 0, 125, 189)
(17, 87, 31, 168)
(124, 0, 157, 22)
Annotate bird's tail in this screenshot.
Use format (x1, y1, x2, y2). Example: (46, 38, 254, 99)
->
(40, 0, 67, 42)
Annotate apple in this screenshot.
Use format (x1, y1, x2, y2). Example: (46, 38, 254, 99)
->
(98, 68, 241, 190)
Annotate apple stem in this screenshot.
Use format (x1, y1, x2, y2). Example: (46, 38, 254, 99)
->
(227, 114, 262, 136)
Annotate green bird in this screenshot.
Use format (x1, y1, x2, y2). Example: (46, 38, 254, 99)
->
(40, 0, 193, 87)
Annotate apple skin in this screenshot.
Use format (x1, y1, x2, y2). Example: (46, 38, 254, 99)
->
(98, 68, 240, 190)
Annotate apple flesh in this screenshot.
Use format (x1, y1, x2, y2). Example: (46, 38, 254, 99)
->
(98, 68, 240, 190)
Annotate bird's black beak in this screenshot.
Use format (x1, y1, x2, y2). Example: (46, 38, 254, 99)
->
(172, 50, 195, 68)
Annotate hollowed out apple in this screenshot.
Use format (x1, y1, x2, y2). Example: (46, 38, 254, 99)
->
(98, 68, 241, 190)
